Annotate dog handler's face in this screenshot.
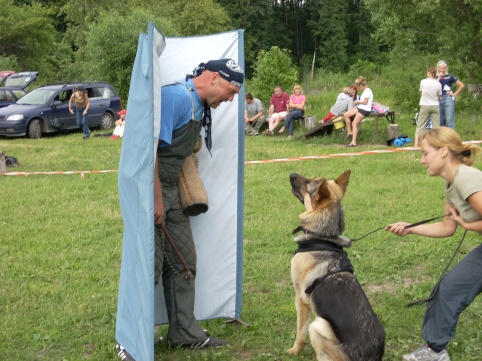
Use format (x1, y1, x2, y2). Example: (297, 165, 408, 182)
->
(205, 73, 240, 109)
(420, 138, 446, 177)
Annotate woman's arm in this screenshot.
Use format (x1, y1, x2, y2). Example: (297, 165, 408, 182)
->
(355, 97, 369, 106)
(289, 96, 306, 110)
(449, 191, 482, 232)
(68, 95, 74, 114)
(452, 79, 465, 97)
(386, 203, 458, 237)
(84, 95, 90, 113)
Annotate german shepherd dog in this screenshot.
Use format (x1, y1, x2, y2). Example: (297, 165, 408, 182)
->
(287, 170, 385, 361)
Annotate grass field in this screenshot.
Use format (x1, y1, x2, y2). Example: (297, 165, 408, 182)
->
(1, 113, 482, 361)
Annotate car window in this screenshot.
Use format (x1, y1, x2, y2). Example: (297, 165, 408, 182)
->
(54, 89, 72, 103)
(87, 87, 103, 100)
(17, 88, 56, 105)
(104, 86, 117, 98)
(12, 90, 26, 99)
(5, 76, 32, 87)
(0, 90, 12, 101)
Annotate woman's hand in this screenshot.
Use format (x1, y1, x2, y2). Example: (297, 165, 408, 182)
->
(385, 222, 411, 236)
(448, 207, 465, 226)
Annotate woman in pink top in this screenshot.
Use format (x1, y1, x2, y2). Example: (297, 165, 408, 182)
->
(279, 84, 306, 139)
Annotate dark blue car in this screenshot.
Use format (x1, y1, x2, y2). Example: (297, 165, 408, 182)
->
(0, 82, 122, 139)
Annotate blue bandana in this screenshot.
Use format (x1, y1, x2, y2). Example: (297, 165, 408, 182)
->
(186, 59, 244, 154)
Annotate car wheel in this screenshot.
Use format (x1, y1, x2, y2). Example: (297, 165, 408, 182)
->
(99, 112, 114, 129)
(28, 119, 42, 139)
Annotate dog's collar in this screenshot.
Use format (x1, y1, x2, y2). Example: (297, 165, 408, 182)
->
(295, 240, 344, 254)
(292, 225, 343, 240)
(293, 226, 347, 254)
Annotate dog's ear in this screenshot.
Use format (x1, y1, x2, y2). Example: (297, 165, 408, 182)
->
(335, 170, 351, 194)
(314, 178, 331, 201)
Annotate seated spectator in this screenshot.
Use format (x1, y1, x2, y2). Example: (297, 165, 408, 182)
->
(350, 84, 360, 102)
(321, 87, 354, 123)
(279, 84, 306, 139)
(263, 85, 289, 136)
(343, 76, 373, 147)
(244, 93, 265, 136)
(111, 109, 126, 139)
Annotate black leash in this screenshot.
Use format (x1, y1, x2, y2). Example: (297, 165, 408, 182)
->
(348, 212, 468, 308)
(351, 212, 451, 242)
(407, 229, 467, 307)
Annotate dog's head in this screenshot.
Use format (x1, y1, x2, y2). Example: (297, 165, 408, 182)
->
(290, 170, 351, 237)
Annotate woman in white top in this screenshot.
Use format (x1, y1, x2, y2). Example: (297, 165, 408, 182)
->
(343, 76, 373, 147)
(415, 67, 442, 146)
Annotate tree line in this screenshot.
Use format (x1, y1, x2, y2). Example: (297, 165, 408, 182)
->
(1, 0, 481, 105)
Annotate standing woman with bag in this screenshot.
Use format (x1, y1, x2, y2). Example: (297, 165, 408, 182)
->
(386, 127, 482, 361)
(343, 76, 373, 147)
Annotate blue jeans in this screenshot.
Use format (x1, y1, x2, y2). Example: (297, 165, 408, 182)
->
(439, 95, 455, 129)
(422, 245, 482, 351)
(75, 107, 90, 136)
(284, 109, 304, 136)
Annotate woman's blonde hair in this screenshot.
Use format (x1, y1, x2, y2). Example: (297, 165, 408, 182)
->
(437, 60, 448, 71)
(354, 76, 366, 86)
(342, 87, 352, 95)
(421, 127, 480, 166)
(293, 84, 303, 93)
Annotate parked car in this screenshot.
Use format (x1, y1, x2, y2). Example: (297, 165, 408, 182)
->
(0, 72, 38, 108)
(0, 88, 27, 108)
(2, 71, 38, 88)
(0, 71, 15, 86)
(0, 82, 122, 139)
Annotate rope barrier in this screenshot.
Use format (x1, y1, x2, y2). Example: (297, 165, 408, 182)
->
(0, 169, 118, 177)
(2, 140, 481, 176)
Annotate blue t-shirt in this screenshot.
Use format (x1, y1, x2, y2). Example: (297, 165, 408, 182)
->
(439, 74, 458, 96)
(159, 78, 203, 146)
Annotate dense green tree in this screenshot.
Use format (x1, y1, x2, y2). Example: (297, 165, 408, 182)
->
(73, 9, 179, 102)
(216, 0, 280, 78)
(305, 0, 349, 71)
(250, 46, 299, 103)
(365, 0, 482, 86)
(0, 0, 59, 79)
(176, 0, 233, 36)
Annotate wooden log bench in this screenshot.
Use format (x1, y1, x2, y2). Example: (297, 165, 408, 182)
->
(304, 110, 396, 139)
(303, 119, 336, 138)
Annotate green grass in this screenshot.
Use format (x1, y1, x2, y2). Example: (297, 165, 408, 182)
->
(1, 113, 482, 360)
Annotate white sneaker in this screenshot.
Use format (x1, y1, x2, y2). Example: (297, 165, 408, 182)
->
(403, 344, 450, 361)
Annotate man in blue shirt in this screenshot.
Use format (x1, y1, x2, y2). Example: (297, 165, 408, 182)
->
(154, 59, 243, 349)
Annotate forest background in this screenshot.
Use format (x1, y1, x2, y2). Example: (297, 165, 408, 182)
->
(1, 0, 482, 116)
